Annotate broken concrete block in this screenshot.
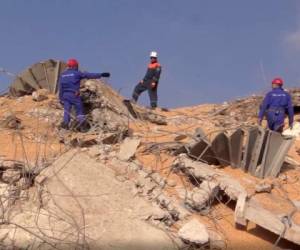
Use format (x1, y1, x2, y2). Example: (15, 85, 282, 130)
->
(186, 181, 219, 211)
(211, 133, 230, 166)
(178, 219, 209, 245)
(1, 160, 23, 169)
(87, 146, 101, 158)
(32, 89, 49, 102)
(234, 192, 248, 226)
(167, 179, 177, 187)
(208, 230, 226, 250)
(10, 59, 67, 96)
(2, 169, 21, 184)
(117, 138, 141, 161)
(255, 182, 273, 193)
(0, 114, 22, 129)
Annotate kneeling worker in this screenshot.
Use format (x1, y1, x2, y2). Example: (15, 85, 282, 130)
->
(258, 77, 294, 133)
(59, 58, 110, 131)
(131, 51, 162, 109)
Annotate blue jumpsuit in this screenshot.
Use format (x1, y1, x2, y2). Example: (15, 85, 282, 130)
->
(258, 87, 294, 132)
(59, 68, 102, 125)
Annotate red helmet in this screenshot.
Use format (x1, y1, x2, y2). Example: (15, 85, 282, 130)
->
(272, 77, 283, 85)
(67, 58, 79, 68)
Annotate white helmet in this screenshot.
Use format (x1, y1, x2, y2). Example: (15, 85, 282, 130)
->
(150, 51, 158, 58)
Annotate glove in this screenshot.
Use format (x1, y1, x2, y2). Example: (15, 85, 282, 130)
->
(151, 82, 157, 89)
(101, 72, 110, 78)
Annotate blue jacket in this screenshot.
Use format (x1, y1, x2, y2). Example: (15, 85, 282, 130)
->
(258, 87, 294, 125)
(59, 68, 102, 100)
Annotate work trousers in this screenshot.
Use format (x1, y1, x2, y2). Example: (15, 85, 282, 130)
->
(266, 110, 285, 133)
(132, 81, 158, 108)
(62, 92, 85, 125)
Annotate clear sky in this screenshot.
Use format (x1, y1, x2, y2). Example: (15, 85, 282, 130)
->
(1, 0, 300, 107)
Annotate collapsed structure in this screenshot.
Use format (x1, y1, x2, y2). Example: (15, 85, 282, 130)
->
(9, 59, 67, 96)
(177, 126, 294, 178)
(0, 59, 300, 249)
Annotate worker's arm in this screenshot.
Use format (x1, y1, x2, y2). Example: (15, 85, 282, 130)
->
(287, 94, 294, 128)
(58, 77, 63, 103)
(80, 72, 102, 79)
(152, 65, 162, 84)
(151, 65, 162, 88)
(79, 71, 110, 79)
(258, 94, 270, 124)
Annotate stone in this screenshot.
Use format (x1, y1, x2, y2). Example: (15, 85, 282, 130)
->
(255, 182, 273, 193)
(178, 219, 209, 245)
(208, 230, 226, 249)
(1, 160, 23, 169)
(32, 89, 49, 102)
(0, 114, 22, 129)
(167, 179, 177, 187)
(117, 138, 141, 161)
(88, 146, 101, 157)
(2, 169, 21, 184)
(16, 177, 32, 190)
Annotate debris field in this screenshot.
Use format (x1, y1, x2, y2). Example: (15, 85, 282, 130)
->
(0, 60, 300, 249)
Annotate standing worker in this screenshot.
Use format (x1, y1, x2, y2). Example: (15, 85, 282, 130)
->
(131, 51, 162, 109)
(59, 58, 110, 131)
(258, 77, 294, 133)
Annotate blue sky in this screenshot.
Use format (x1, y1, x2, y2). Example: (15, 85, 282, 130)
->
(1, 0, 300, 107)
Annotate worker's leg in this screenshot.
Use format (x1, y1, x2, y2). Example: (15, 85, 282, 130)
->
(148, 86, 158, 108)
(267, 112, 284, 133)
(132, 82, 147, 102)
(62, 100, 72, 128)
(273, 114, 285, 133)
(73, 96, 85, 124)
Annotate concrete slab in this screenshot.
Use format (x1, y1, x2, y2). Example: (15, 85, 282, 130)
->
(188, 139, 219, 165)
(241, 127, 259, 172)
(9, 59, 67, 96)
(118, 137, 141, 161)
(211, 133, 230, 166)
(262, 132, 294, 178)
(248, 128, 269, 177)
(229, 129, 244, 168)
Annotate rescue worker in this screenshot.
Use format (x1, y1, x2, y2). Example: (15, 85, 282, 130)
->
(59, 58, 110, 131)
(258, 77, 294, 133)
(131, 51, 162, 109)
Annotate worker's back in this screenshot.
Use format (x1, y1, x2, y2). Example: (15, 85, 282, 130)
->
(59, 68, 82, 94)
(265, 87, 291, 109)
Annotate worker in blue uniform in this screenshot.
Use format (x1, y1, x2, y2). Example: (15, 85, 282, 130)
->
(258, 77, 294, 133)
(59, 58, 110, 131)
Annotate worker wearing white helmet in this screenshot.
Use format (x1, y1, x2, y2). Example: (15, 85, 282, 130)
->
(131, 51, 162, 109)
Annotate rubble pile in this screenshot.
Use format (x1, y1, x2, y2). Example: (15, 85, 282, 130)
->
(1, 60, 300, 249)
(80, 79, 167, 131)
(212, 95, 262, 128)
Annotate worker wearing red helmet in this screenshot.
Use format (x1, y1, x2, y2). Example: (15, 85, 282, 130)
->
(59, 59, 110, 131)
(258, 77, 294, 133)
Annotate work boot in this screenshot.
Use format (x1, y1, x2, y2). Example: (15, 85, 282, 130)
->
(59, 122, 69, 130)
(130, 98, 137, 104)
(76, 121, 91, 133)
